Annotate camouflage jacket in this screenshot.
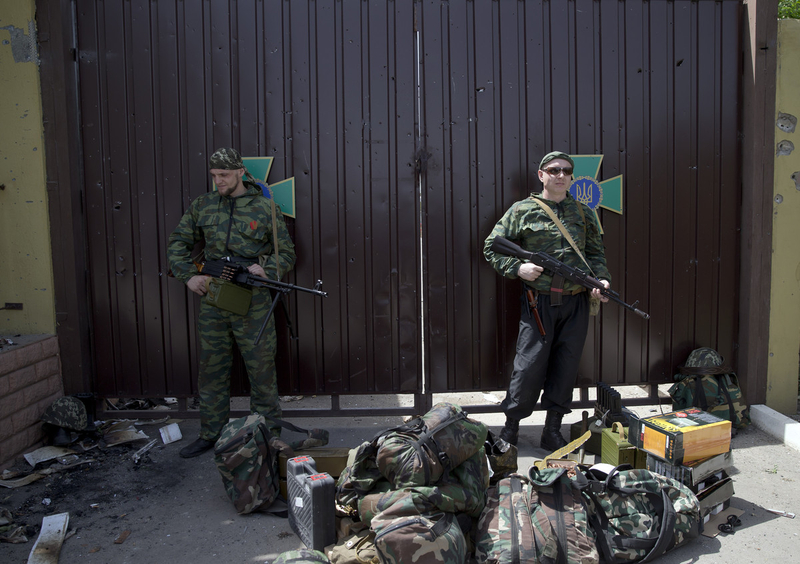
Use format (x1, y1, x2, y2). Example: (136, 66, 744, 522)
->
(168, 182, 296, 284)
(483, 192, 610, 292)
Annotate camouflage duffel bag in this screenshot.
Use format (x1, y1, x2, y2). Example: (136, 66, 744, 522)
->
(582, 466, 702, 563)
(273, 548, 330, 563)
(370, 501, 467, 564)
(475, 474, 558, 564)
(669, 347, 751, 429)
(376, 402, 488, 488)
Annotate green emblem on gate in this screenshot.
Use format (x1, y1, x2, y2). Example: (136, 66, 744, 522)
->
(243, 156, 296, 218)
(568, 155, 623, 234)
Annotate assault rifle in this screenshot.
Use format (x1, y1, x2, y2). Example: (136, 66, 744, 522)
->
(490, 236, 650, 320)
(199, 258, 327, 344)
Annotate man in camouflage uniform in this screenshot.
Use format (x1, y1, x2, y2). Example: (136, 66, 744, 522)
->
(483, 151, 611, 451)
(168, 148, 296, 458)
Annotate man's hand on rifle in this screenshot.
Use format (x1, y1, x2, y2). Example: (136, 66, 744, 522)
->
(187, 274, 212, 296)
(592, 280, 611, 303)
(247, 263, 267, 278)
(518, 262, 544, 282)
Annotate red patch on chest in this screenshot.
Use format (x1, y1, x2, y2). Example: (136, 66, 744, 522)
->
(250, 220, 258, 230)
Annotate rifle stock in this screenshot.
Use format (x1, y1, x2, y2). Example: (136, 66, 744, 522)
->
(490, 236, 649, 320)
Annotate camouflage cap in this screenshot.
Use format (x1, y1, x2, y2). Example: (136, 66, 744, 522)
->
(209, 147, 245, 170)
(41, 396, 88, 431)
(539, 151, 574, 171)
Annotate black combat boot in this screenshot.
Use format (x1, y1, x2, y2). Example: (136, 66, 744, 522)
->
(499, 418, 520, 446)
(540, 411, 568, 452)
(179, 437, 215, 458)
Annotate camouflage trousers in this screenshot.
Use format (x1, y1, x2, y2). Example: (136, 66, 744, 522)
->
(197, 286, 281, 442)
(502, 290, 590, 420)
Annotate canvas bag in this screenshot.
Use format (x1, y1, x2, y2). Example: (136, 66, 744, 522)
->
(527, 467, 600, 564)
(370, 499, 467, 564)
(214, 414, 329, 514)
(474, 474, 560, 564)
(376, 402, 488, 488)
(669, 347, 751, 429)
(581, 465, 702, 564)
(327, 529, 380, 564)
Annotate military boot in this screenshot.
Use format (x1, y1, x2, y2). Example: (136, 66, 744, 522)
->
(540, 411, 568, 452)
(499, 418, 520, 446)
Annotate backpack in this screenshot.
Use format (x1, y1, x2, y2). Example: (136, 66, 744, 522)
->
(581, 465, 702, 563)
(376, 402, 488, 488)
(357, 447, 490, 526)
(214, 414, 329, 514)
(336, 402, 489, 514)
(528, 467, 600, 564)
(669, 347, 751, 429)
(474, 474, 557, 564)
(370, 497, 467, 564)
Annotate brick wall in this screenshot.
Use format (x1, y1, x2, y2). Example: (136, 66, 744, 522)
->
(0, 335, 63, 470)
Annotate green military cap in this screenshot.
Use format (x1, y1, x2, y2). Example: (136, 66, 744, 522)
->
(209, 147, 245, 170)
(539, 151, 574, 171)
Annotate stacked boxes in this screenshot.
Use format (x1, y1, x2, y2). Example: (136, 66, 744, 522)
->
(631, 409, 734, 521)
(629, 408, 731, 465)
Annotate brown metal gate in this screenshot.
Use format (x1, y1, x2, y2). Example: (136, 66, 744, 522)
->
(50, 0, 742, 407)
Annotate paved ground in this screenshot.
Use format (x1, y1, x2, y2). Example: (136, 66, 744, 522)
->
(1, 391, 799, 564)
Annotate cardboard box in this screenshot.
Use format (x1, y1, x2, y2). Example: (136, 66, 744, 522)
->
(645, 451, 733, 489)
(601, 424, 646, 468)
(637, 409, 731, 465)
(696, 475, 735, 518)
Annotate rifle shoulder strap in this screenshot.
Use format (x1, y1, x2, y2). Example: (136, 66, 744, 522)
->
(531, 197, 596, 277)
(263, 184, 282, 279)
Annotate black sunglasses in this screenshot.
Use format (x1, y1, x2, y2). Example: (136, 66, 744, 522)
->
(543, 167, 573, 176)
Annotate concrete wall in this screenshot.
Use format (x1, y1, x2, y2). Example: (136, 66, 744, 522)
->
(0, 0, 56, 335)
(767, 19, 800, 413)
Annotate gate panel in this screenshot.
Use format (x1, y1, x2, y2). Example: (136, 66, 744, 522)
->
(70, 0, 741, 401)
(419, 0, 742, 392)
(76, 0, 421, 398)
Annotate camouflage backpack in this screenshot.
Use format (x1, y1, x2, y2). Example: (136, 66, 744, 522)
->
(214, 414, 329, 515)
(273, 548, 330, 563)
(581, 466, 702, 563)
(669, 347, 751, 429)
(358, 447, 490, 526)
(376, 402, 488, 488)
(527, 467, 600, 564)
(474, 474, 558, 564)
(370, 494, 467, 564)
(336, 403, 489, 515)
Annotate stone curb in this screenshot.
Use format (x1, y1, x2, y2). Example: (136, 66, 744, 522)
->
(750, 403, 800, 452)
